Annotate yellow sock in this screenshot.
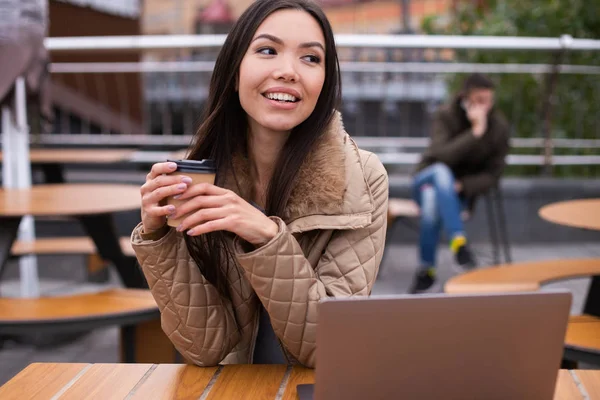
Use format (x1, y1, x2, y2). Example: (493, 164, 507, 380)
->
(450, 235, 467, 254)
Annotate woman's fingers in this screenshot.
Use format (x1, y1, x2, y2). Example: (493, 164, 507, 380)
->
(170, 194, 227, 219)
(178, 206, 232, 232)
(147, 161, 177, 181)
(145, 204, 177, 218)
(142, 182, 190, 206)
(141, 173, 191, 196)
(186, 218, 229, 236)
(175, 182, 230, 200)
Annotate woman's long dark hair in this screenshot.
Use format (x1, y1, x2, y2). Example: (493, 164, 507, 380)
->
(184, 0, 341, 302)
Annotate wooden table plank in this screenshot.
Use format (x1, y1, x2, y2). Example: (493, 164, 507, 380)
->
(569, 315, 599, 323)
(130, 364, 218, 399)
(59, 364, 152, 400)
(554, 370, 583, 400)
(0, 363, 89, 400)
(0, 184, 141, 217)
(539, 199, 600, 231)
(573, 370, 600, 399)
(444, 258, 600, 294)
(207, 365, 287, 400)
(1, 364, 598, 400)
(565, 318, 600, 351)
(0, 149, 134, 164)
(282, 366, 315, 400)
(0, 289, 157, 322)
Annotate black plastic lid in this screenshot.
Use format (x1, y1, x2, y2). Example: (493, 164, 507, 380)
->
(168, 159, 216, 173)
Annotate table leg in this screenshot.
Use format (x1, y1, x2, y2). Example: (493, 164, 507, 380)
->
(120, 320, 179, 363)
(0, 217, 22, 280)
(77, 213, 146, 288)
(39, 163, 65, 184)
(583, 275, 600, 317)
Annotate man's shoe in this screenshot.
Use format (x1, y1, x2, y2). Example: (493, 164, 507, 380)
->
(410, 268, 436, 293)
(455, 245, 477, 270)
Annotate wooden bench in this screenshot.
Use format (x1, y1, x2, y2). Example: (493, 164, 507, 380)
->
(381, 199, 420, 275)
(0, 289, 178, 364)
(445, 258, 600, 365)
(11, 237, 134, 257)
(11, 237, 135, 281)
(387, 198, 420, 228)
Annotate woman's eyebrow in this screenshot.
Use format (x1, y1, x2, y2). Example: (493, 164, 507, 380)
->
(252, 33, 325, 52)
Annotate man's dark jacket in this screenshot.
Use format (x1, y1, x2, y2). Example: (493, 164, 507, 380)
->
(416, 97, 510, 202)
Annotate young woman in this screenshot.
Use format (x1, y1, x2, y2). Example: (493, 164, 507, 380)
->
(132, 0, 388, 368)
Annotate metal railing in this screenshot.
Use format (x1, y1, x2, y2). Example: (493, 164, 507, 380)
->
(34, 34, 600, 174)
(45, 34, 600, 51)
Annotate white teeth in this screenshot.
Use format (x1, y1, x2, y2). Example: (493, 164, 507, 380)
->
(266, 92, 297, 102)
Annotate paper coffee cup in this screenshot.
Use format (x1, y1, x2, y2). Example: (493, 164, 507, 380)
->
(165, 159, 216, 228)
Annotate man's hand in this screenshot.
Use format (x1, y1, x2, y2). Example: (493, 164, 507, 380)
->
(454, 181, 463, 193)
(466, 104, 488, 138)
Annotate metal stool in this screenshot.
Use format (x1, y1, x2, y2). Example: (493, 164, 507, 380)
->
(483, 186, 512, 265)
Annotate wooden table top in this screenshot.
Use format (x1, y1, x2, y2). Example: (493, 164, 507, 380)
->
(444, 258, 600, 294)
(0, 364, 597, 400)
(0, 289, 156, 323)
(0, 184, 141, 217)
(0, 149, 134, 164)
(539, 199, 600, 231)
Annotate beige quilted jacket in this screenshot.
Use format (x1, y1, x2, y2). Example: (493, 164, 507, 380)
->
(131, 113, 388, 368)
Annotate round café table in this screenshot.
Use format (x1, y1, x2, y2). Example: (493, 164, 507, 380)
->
(0, 148, 136, 185)
(539, 199, 600, 231)
(539, 198, 600, 321)
(0, 183, 144, 292)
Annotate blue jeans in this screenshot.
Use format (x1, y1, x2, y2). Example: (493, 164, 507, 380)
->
(412, 163, 466, 268)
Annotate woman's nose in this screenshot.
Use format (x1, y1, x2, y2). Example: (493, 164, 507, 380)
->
(273, 56, 299, 82)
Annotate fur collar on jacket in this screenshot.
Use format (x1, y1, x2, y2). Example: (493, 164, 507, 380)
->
(225, 112, 349, 222)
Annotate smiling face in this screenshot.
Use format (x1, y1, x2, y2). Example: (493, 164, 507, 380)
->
(237, 9, 326, 136)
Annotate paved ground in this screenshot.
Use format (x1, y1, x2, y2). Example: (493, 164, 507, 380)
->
(1, 240, 598, 386)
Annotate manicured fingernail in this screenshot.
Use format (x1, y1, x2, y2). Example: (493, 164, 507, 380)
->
(176, 224, 184, 232)
(167, 205, 175, 212)
(173, 194, 182, 199)
(181, 177, 192, 184)
(167, 162, 177, 170)
(186, 229, 195, 236)
(177, 183, 187, 190)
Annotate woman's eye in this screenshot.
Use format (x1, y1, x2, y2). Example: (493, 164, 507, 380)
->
(303, 55, 321, 64)
(257, 47, 276, 56)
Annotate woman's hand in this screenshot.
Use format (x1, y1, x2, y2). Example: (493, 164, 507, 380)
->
(171, 183, 279, 246)
(140, 162, 192, 233)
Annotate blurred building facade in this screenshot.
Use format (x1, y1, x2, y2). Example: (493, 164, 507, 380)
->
(139, 0, 455, 137)
(49, 0, 144, 135)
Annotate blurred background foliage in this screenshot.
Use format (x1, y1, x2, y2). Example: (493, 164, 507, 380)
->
(423, 0, 600, 177)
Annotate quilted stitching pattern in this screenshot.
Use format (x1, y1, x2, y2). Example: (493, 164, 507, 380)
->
(234, 152, 388, 367)
(131, 148, 388, 368)
(131, 226, 256, 365)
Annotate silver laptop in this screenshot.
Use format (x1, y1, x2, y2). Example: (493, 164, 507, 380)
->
(299, 291, 571, 400)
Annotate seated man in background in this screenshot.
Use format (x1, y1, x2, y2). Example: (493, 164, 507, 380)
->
(411, 73, 510, 293)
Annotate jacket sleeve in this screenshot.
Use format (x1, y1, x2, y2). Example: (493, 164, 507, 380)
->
(233, 154, 388, 368)
(131, 225, 241, 366)
(425, 109, 480, 167)
(460, 119, 511, 197)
